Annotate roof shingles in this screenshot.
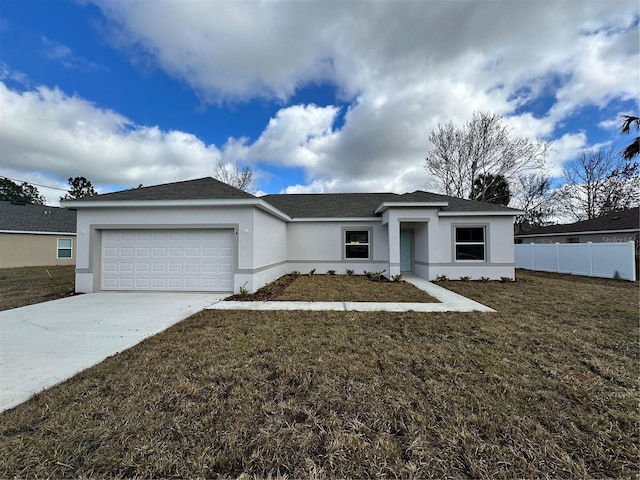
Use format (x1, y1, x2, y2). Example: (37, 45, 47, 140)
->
(64, 177, 521, 218)
(72, 177, 255, 202)
(0, 201, 76, 233)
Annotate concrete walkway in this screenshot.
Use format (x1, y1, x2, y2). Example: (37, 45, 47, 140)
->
(0, 292, 224, 413)
(208, 275, 494, 313)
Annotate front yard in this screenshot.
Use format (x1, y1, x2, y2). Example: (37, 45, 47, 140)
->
(0, 271, 637, 478)
(0, 265, 75, 311)
(236, 273, 439, 302)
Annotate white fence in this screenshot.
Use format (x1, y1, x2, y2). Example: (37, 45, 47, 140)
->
(515, 241, 636, 281)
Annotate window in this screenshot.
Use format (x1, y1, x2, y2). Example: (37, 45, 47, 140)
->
(455, 227, 485, 261)
(345, 230, 370, 259)
(57, 238, 73, 259)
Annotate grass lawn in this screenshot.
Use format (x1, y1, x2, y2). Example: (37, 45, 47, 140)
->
(274, 274, 438, 302)
(0, 265, 76, 311)
(0, 271, 638, 478)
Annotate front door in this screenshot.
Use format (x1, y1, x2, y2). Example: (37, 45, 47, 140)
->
(400, 230, 412, 272)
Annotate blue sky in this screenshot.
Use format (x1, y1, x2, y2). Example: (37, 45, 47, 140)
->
(0, 0, 638, 205)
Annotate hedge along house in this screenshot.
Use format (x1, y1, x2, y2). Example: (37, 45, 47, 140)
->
(61, 177, 521, 294)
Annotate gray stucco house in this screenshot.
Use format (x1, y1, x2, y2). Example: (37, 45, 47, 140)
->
(515, 207, 640, 244)
(61, 177, 521, 293)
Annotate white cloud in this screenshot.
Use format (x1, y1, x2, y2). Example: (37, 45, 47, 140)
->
(0, 82, 223, 203)
(41, 36, 105, 71)
(88, 0, 638, 194)
(3, 1, 638, 203)
(546, 133, 589, 177)
(222, 104, 340, 169)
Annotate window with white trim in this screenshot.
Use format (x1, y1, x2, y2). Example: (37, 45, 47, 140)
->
(345, 230, 370, 259)
(57, 238, 73, 259)
(454, 227, 485, 261)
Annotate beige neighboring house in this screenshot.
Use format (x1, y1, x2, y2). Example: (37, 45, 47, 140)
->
(0, 201, 77, 269)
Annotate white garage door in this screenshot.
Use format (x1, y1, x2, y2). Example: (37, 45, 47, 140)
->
(101, 229, 234, 292)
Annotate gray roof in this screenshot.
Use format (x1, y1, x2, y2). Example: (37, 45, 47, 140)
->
(262, 190, 519, 218)
(68, 177, 255, 202)
(394, 191, 519, 213)
(262, 193, 396, 218)
(0, 201, 77, 233)
(63, 176, 520, 218)
(518, 207, 640, 236)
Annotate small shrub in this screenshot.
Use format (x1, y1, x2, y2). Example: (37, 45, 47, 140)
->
(366, 270, 386, 282)
(327, 270, 336, 275)
(435, 274, 449, 282)
(309, 269, 316, 276)
(459, 276, 471, 282)
(613, 270, 622, 280)
(500, 276, 513, 283)
(391, 273, 404, 282)
(238, 282, 249, 298)
(291, 270, 301, 277)
(346, 269, 354, 276)
(480, 276, 490, 283)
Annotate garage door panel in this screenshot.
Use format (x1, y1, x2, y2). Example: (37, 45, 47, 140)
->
(102, 229, 234, 292)
(135, 263, 150, 273)
(103, 262, 117, 273)
(152, 263, 166, 272)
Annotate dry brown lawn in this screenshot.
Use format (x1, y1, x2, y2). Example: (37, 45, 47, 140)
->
(275, 274, 438, 302)
(0, 265, 76, 311)
(0, 270, 637, 478)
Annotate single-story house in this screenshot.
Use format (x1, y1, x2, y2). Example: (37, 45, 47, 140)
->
(0, 201, 77, 268)
(515, 207, 640, 244)
(61, 177, 521, 294)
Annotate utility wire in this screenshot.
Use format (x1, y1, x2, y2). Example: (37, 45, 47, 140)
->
(1, 176, 70, 192)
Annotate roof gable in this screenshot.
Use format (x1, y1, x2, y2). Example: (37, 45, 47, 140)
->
(397, 191, 518, 213)
(68, 177, 256, 202)
(0, 201, 77, 233)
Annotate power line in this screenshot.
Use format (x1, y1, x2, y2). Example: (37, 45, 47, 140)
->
(1, 176, 70, 192)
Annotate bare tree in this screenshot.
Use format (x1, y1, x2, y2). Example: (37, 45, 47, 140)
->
(511, 173, 556, 233)
(214, 161, 256, 194)
(557, 149, 639, 221)
(425, 111, 550, 199)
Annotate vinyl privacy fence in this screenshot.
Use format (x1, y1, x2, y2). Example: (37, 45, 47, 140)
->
(515, 241, 636, 281)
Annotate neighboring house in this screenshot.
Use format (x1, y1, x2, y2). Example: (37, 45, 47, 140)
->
(515, 207, 640, 244)
(61, 177, 521, 294)
(0, 201, 77, 269)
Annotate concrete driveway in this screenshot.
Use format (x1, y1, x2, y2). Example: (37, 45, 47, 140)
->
(0, 292, 224, 413)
